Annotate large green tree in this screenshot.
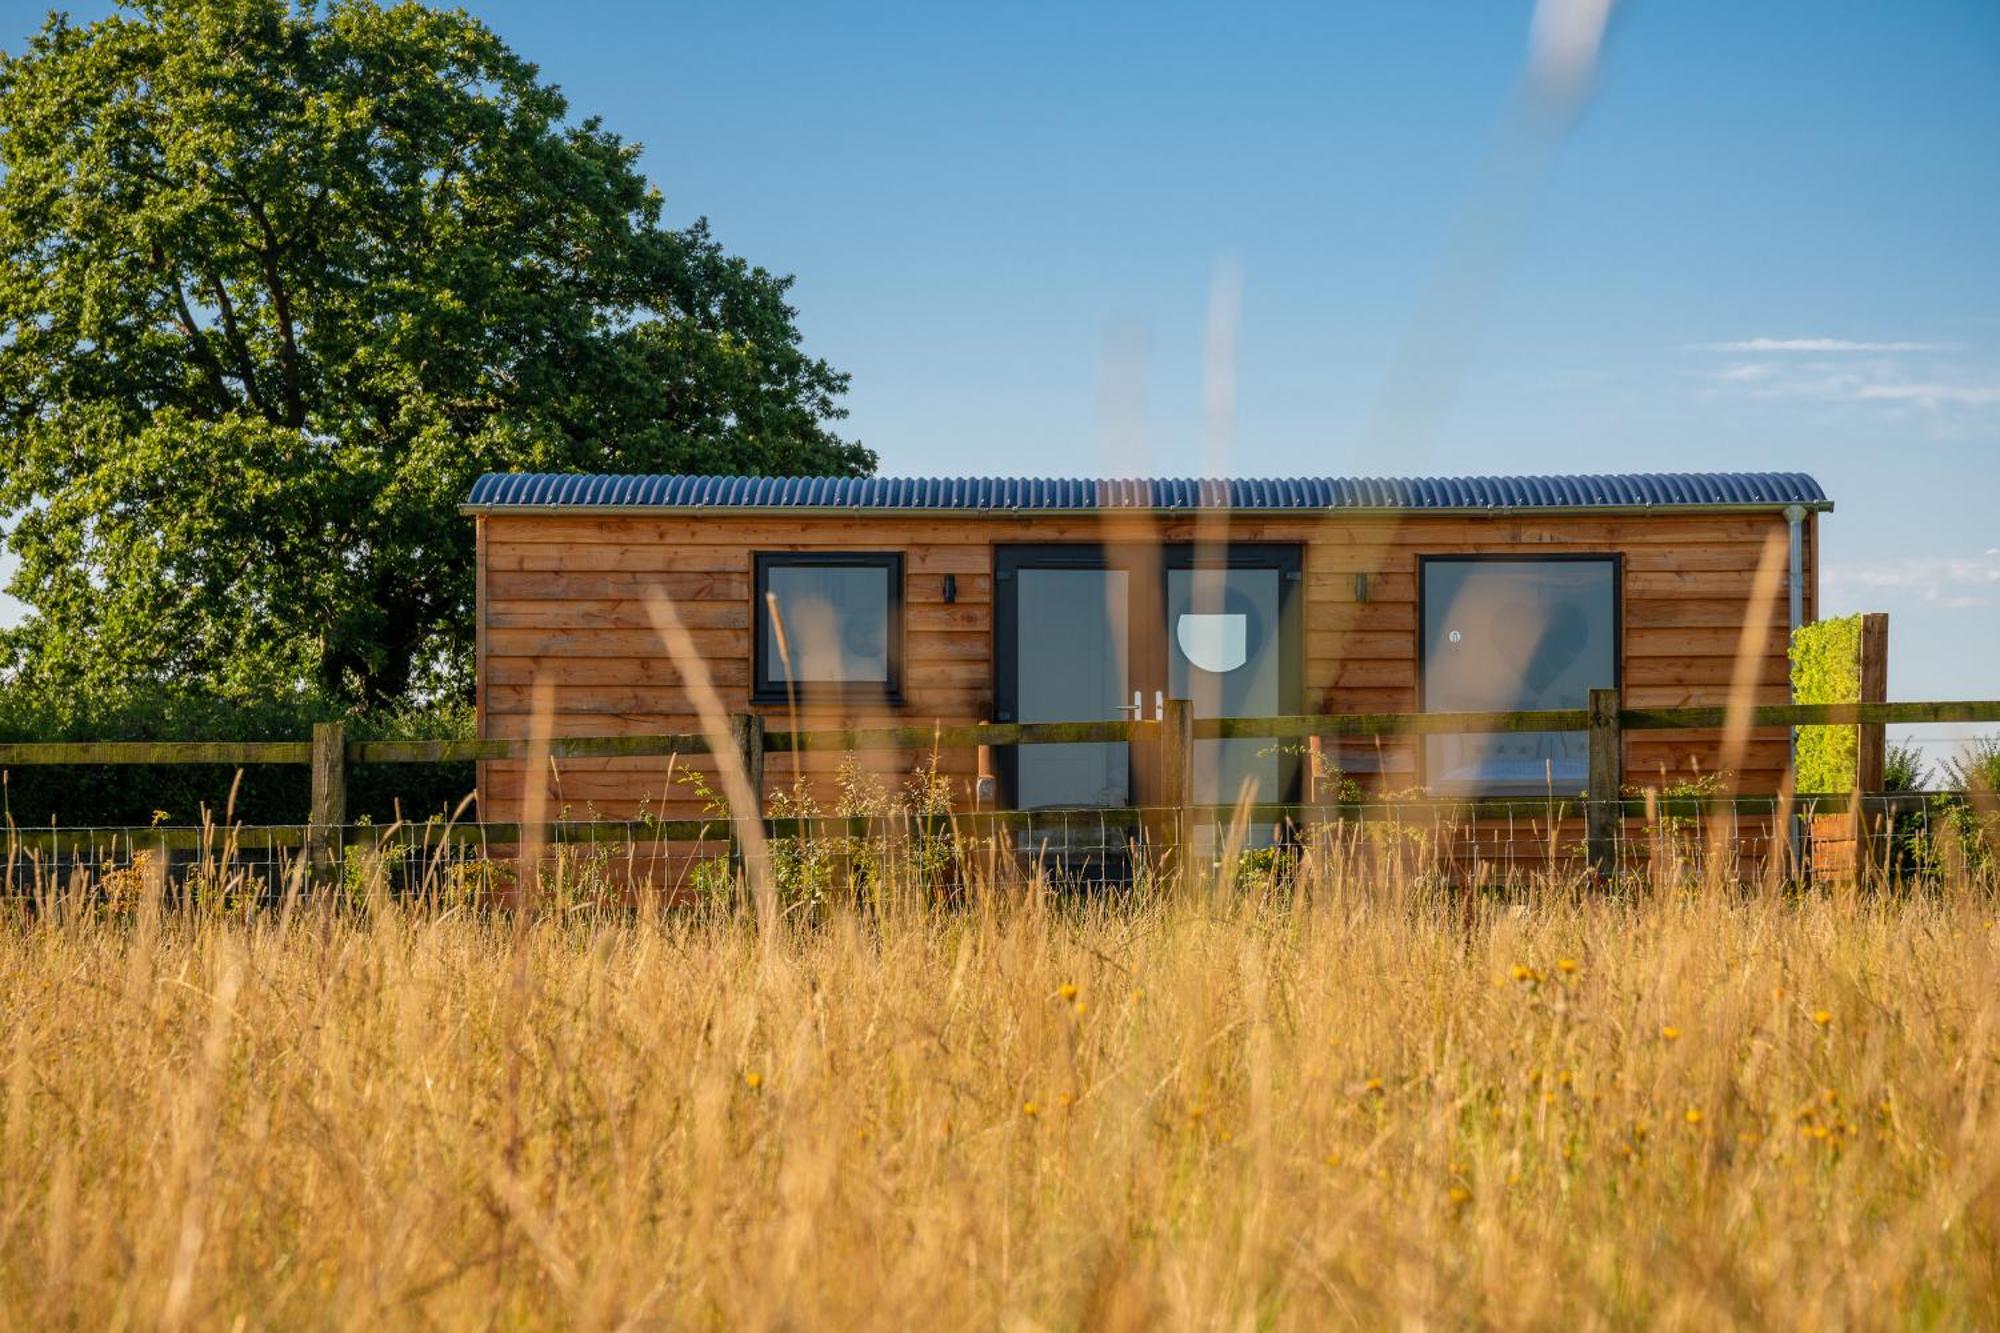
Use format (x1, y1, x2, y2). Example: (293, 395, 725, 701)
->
(0, 0, 870, 713)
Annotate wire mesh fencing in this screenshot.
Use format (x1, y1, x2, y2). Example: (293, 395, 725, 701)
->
(4, 791, 1988, 909)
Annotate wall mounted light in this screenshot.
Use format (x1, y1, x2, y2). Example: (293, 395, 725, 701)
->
(943, 574, 957, 604)
(1354, 573, 1369, 603)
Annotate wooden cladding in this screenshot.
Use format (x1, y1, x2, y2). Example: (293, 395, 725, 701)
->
(477, 510, 1812, 824)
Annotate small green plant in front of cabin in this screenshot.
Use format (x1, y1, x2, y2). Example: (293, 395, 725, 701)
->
(1626, 769, 1730, 881)
(765, 777, 839, 917)
(1287, 740, 1369, 805)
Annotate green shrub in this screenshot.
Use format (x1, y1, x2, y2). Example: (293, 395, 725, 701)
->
(1883, 743, 1928, 793)
(1939, 736, 2000, 796)
(1790, 616, 1861, 795)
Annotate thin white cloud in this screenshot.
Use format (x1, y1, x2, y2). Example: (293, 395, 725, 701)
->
(1854, 382, 2000, 408)
(1695, 340, 2000, 421)
(1822, 553, 2000, 609)
(1691, 337, 1954, 353)
(1714, 362, 1774, 382)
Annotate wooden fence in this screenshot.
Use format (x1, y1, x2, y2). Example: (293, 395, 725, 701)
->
(3, 696, 1996, 876)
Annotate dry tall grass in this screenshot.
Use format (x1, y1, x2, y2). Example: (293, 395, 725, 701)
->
(3, 852, 1998, 1329)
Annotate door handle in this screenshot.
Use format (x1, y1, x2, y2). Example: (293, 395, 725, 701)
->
(1115, 690, 1143, 718)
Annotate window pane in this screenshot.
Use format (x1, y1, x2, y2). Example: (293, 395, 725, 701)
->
(765, 564, 890, 684)
(1422, 559, 1616, 793)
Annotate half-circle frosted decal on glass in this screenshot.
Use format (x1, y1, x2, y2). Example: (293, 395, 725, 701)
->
(1176, 613, 1248, 674)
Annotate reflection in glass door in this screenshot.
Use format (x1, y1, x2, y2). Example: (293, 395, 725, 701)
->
(1419, 556, 1618, 794)
(1166, 564, 1287, 809)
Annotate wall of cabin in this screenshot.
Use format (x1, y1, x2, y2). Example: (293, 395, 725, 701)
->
(474, 508, 1815, 830)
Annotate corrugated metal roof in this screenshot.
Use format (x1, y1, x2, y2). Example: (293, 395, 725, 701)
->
(463, 471, 1830, 513)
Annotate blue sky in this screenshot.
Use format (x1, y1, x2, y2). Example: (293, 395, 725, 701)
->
(2, 1, 1996, 762)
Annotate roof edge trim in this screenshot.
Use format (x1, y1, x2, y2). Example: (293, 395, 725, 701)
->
(460, 471, 1832, 515)
(460, 499, 1834, 518)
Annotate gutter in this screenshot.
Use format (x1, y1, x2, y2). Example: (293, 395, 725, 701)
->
(1785, 502, 1808, 870)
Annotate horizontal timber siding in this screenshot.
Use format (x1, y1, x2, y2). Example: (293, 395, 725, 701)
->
(477, 511, 1805, 828)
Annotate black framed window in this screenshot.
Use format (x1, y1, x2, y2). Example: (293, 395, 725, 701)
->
(754, 552, 904, 703)
(1419, 555, 1620, 794)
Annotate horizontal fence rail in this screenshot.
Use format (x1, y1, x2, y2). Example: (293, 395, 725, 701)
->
(0, 740, 314, 765)
(5, 700, 1996, 767)
(3, 697, 1995, 886)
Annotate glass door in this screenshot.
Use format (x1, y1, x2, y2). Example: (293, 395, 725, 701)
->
(1163, 547, 1303, 816)
(995, 543, 1303, 816)
(995, 547, 1143, 809)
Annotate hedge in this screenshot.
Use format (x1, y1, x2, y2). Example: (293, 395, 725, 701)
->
(1790, 615, 1860, 795)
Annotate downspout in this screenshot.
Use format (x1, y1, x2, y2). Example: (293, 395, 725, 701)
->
(1785, 504, 1807, 870)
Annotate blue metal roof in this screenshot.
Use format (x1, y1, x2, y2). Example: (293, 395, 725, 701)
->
(464, 471, 1829, 513)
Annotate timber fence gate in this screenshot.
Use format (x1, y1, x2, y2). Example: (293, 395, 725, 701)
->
(3, 695, 1998, 890)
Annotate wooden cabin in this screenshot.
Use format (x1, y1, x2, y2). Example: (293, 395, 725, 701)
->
(462, 471, 1828, 863)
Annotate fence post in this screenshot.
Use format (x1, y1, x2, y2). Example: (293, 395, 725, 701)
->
(1586, 688, 1621, 881)
(308, 720, 347, 881)
(1855, 612, 1889, 866)
(727, 712, 765, 874)
(1159, 698, 1195, 881)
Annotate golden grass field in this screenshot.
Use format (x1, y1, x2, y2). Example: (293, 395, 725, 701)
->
(3, 845, 1999, 1330)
